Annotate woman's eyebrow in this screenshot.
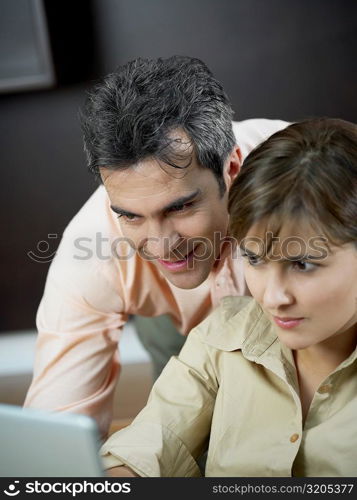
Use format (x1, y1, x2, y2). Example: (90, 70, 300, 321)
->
(285, 254, 327, 262)
(239, 246, 260, 257)
(239, 246, 328, 262)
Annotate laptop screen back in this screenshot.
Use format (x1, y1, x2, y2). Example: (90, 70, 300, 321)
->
(0, 404, 104, 477)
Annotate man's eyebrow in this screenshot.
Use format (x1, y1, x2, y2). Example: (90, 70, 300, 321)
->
(163, 189, 201, 211)
(110, 189, 202, 217)
(110, 205, 139, 217)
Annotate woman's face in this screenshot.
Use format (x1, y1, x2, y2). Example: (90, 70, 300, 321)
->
(241, 221, 357, 351)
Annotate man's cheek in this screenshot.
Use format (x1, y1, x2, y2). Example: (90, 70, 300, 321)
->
(183, 215, 216, 237)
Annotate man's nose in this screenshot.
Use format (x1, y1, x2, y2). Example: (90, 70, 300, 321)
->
(262, 271, 294, 311)
(141, 222, 182, 260)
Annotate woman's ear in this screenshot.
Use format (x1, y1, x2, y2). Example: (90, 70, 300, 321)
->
(223, 146, 242, 190)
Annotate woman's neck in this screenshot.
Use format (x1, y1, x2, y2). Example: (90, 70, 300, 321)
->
(295, 323, 357, 375)
(293, 324, 356, 425)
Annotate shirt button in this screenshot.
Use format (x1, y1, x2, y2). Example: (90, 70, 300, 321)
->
(290, 433, 299, 443)
(318, 384, 332, 394)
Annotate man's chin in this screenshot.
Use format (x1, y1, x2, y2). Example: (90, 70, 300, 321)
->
(158, 263, 212, 289)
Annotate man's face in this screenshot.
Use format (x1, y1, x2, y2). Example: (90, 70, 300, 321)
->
(101, 136, 240, 289)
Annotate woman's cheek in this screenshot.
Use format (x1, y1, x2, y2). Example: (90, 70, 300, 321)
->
(243, 266, 262, 302)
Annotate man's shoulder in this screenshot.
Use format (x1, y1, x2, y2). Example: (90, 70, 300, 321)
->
(56, 185, 136, 273)
(64, 185, 117, 238)
(51, 185, 120, 274)
(232, 118, 290, 160)
(45, 186, 129, 307)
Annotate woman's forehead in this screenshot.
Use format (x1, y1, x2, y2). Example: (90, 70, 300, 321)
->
(245, 217, 321, 239)
(242, 218, 331, 258)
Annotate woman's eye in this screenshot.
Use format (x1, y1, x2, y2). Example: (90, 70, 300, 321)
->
(241, 252, 263, 266)
(292, 260, 317, 272)
(248, 256, 263, 266)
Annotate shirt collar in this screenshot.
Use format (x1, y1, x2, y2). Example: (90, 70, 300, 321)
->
(202, 296, 276, 354)
(201, 296, 298, 389)
(201, 296, 357, 375)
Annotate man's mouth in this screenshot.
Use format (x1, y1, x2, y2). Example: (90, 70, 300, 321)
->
(157, 247, 197, 271)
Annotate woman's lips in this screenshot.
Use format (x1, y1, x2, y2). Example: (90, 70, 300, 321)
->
(273, 316, 305, 329)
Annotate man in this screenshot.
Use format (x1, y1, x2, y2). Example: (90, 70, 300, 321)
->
(24, 56, 288, 438)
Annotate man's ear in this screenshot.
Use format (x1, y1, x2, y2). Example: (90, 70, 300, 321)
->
(223, 146, 242, 190)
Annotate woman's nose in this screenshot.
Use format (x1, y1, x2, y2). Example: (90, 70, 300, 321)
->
(262, 272, 294, 311)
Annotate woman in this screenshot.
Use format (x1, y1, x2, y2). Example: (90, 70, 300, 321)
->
(101, 118, 357, 477)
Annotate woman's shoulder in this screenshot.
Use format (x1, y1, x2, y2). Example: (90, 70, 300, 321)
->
(194, 296, 266, 351)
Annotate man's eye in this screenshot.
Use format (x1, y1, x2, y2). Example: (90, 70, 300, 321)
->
(169, 202, 194, 213)
(117, 214, 139, 222)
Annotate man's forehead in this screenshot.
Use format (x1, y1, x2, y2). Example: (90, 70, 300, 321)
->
(100, 128, 194, 178)
(165, 127, 193, 146)
(101, 160, 197, 200)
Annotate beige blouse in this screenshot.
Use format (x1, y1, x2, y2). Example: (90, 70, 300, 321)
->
(101, 296, 357, 477)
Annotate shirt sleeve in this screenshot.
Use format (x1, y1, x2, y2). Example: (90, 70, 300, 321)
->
(24, 190, 128, 439)
(232, 118, 290, 160)
(100, 327, 218, 477)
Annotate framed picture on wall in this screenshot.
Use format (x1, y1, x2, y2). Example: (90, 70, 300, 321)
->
(0, 0, 54, 93)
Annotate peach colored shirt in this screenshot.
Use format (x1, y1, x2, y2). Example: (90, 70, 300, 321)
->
(24, 119, 289, 437)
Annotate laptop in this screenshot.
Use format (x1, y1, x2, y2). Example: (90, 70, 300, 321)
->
(0, 403, 105, 477)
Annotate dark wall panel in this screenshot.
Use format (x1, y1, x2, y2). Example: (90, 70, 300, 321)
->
(0, 85, 96, 331)
(0, 0, 356, 331)
(92, 0, 357, 122)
